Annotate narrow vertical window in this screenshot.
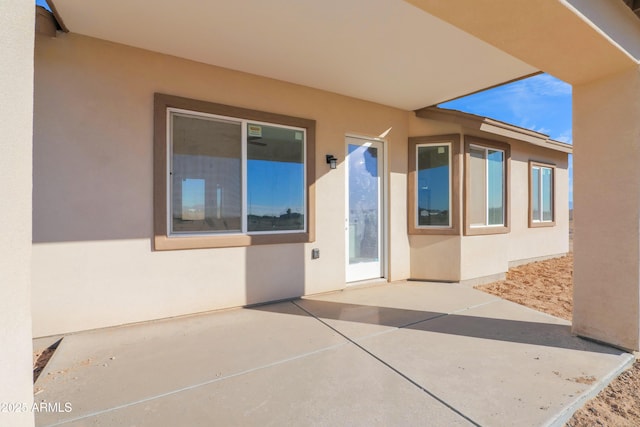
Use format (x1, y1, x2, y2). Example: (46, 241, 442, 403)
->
(408, 135, 460, 236)
(530, 162, 555, 227)
(487, 149, 504, 225)
(542, 167, 553, 221)
(464, 137, 510, 236)
(416, 144, 451, 227)
(468, 145, 505, 227)
(469, 147, 487, 226)
(531, 167, 540, 220)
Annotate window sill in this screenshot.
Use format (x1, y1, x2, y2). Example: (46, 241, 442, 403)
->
(464, 225, 510, 236)
(154, 232, 312, 250)
(409, 226, 460, 236)
(529, 220, 556, 228)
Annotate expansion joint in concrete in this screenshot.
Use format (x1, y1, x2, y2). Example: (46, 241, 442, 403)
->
(291, 300, 482, 427)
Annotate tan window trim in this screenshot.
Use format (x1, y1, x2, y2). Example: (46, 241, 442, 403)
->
(463, 136, 510, 236)
(153, 93, 316, 250)
(408, 134, 461, 235)
(528, 160, 556, 228)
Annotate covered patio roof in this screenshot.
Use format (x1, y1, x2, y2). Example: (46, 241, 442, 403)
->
(48, 0, 538, 110)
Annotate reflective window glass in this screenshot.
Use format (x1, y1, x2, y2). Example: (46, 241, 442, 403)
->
(469, 145, 505, 227)
(417, 145, 450, 226)
(171, 113, 242, 233)
(247, 124, 305, 232)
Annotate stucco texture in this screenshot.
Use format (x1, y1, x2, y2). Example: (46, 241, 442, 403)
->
(33, 32, 413, 336)
(0, 1, 35, 426)
(33, 31, 570, 337)
(572, 66, 640, 351)
(407, 118, 569, 282)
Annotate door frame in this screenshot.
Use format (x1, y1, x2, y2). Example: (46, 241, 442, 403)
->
(344, 134, 388, 284)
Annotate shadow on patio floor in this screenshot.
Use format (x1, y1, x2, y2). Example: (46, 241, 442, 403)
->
(250, 298, 625, 355)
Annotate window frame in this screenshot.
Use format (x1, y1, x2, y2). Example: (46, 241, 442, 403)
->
(463, 136, 510, 236)
(528, 160, 556, 228)
(408, 134, 460, 235)
(154, 93, 316, 250)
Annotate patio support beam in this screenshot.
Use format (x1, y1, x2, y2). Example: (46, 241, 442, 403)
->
(404, 0, 638, 86)
(0, 1, 35, 426)
(572, 66, 640, 351)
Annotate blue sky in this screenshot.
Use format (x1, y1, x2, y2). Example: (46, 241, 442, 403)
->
(440, 73, 573, 207)
(36, 0, 50, 10)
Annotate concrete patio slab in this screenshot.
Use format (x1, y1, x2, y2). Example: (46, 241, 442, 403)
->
(295, 282, 500, 339)
(57, 344, 473, 427)
(304, 281, 500, 313)
(34, 282, 634, 427)
(35, 302, 346, 426)
(356, 297, 632, 426)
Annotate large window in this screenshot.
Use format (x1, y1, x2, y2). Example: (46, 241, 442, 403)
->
(464, 137, 510, 235)
(529, 161, 555, 227)
(408, 135, 460, 235)
(154, 94, 315, 250)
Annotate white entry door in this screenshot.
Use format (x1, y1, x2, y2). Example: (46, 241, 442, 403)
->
(345, 137, 384, 283)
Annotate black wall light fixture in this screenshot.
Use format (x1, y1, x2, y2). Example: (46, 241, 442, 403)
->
(326, 154, 337, 169)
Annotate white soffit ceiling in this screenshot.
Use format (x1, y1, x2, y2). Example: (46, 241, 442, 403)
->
(52, 0, 538, 110)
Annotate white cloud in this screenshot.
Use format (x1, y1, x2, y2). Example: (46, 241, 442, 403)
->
(522, 74, 572, 97)
(554, 128, 573, 144)
(527, 125, 551, 135)
(440, 73, 572, 142)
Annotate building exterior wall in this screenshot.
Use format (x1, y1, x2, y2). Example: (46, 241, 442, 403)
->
(33, 31, 570, 337)
(460, 234, 509, 281)
(459, 134, 569, 281)
(506, 139, 570, 263)
(32, 32, 412, 337)
(407, 119, 570, 282)
(407, 117, 464, 281)
(0, 1, 35, 426)
(409, 235, 462, 281)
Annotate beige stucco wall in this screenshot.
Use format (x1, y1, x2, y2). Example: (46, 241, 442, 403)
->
(506, 139, 569, 263)
(408, 118, 464, 281)
(32, 32, 412, 337)
(461, 134, 569, 281)
(409, 235, 462, 281)
(0, 2, 35, 426)
(33, 30, 571, 337)
(572, 66, 640, 351)
(407, 118, 569, 282)
(460, 234, 509, 281)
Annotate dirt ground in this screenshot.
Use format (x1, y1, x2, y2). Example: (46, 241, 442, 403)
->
(477, 253, 640, 426)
